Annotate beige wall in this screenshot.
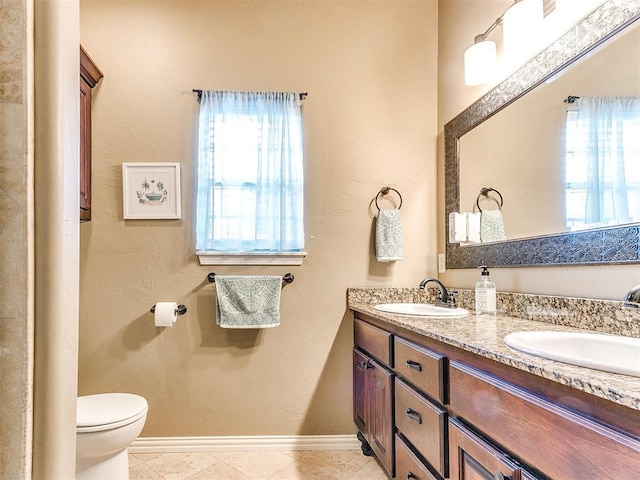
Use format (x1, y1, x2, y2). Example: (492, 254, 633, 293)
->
(437, 0, 640, 300)
(79, 0, 438, 437)
(0, 1, 32, 478)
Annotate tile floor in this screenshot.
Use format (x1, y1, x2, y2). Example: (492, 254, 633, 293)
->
(129, 449, 388, 480)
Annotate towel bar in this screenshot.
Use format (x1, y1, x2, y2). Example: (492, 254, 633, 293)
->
(150, 304, 187, 315)
(207, 272, 294, 284)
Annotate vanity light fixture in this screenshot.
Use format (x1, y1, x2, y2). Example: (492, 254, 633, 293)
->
(502, 0, 544, 63)
(464, 0, 544, 86)
(464, 31, 499, 86)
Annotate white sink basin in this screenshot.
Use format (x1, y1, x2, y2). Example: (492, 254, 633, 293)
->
(374, 303, 469, 318)
(504, 331, 640, 377)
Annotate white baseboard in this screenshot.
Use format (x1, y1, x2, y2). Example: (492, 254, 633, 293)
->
(130, 434, 360, 454)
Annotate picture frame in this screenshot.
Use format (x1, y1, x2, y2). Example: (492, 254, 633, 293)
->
(122, 162, 182, 219)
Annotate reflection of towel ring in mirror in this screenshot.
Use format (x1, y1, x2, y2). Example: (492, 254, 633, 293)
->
(476, 187, 503, 212)
(375, 186, 403, 211)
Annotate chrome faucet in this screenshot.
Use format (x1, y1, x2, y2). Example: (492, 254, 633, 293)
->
(623, 284, 640, 308)
(419, 278, 457, 308)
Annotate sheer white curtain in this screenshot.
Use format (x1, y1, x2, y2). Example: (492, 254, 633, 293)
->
(565, 96, 640, 228)
(195, 91, 304, 252)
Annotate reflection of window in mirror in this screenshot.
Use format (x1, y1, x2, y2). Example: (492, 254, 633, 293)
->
(564, 96, 640, 231)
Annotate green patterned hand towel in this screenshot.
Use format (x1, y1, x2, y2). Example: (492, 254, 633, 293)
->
(480, 209, 507, 243)
(215, 275, 282, 328)
(375, 209, 403, 262)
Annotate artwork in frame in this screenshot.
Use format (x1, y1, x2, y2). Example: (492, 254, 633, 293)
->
(122, 162, 182, 219)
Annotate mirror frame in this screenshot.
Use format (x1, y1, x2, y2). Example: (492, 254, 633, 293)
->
(445, 0, 640, 269)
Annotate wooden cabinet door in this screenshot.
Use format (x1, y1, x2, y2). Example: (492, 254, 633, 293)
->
(79, 77, 92, 220)
(353, 347, 395, 477)
(450, 361, 640, 479)
(79, 46, 103, 222)
(353, 348, 369, 433)
(449, 419, 523, 480)
(369, 359, 394, 477)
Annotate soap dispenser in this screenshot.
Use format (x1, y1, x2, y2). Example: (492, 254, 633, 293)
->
(475, 265, 496, 315)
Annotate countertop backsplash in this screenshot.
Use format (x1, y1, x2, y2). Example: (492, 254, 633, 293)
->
(347, 287, 640, 337)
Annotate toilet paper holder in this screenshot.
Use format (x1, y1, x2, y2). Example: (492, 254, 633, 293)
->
(150, 304, 187, 315)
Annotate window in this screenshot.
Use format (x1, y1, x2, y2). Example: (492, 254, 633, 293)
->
(564, 96, 640, 230)
(195, 91, 305, 265)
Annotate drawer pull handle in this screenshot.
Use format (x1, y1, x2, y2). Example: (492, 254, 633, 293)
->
(406, 360, 422, 372)
(493, 473, 510, 480)
(405, 408, 422, 424)
(407, 472, 416, 479)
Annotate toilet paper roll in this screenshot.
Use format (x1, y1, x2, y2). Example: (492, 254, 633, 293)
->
(154, 302, 178, 327)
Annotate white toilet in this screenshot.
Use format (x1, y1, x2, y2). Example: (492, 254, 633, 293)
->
(76, 393, 148, 480)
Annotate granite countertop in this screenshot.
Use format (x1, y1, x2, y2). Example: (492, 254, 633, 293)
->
(348, 289, 640, 412)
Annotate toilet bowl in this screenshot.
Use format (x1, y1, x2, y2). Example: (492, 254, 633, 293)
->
(76, 393, 148, 480)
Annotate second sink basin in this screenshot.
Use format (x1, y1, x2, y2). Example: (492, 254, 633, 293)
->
(374, 303, 469, 317)
(504, 331, 640, 377)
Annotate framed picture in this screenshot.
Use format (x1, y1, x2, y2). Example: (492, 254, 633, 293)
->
(122, 162, 182, 219)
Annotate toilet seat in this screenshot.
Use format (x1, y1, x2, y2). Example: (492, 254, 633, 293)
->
(77, 393, 148, 433)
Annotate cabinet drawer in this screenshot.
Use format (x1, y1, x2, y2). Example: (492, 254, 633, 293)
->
(395, 378, 448, 478)
(450, 361, 640, 480)
(449, 418, 525, 480)
(395, 337, 446, 403)
(395, 434, 438, 480)
(354, 319, 393, 367)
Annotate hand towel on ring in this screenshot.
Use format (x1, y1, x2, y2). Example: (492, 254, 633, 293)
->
(480, 209, 507, 243)
(375, 209, 403, 262)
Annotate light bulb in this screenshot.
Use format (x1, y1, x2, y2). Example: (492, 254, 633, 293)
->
(464, 38, 497, 86)
(502, 0, 544, 64)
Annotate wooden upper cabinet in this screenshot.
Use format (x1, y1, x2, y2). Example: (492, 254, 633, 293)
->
(80, 46, 103, 222)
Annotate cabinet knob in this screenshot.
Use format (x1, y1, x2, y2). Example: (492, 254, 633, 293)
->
(405, 408, 422, 424)
(493, 472, 510, 480)
(406, 360, 422, 372)
(357, 361, 371, 371)
(407, 472, 416, 479)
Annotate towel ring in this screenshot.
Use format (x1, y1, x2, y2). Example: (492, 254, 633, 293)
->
(476, 187, 503, 212)
(375, 186, 403, 211)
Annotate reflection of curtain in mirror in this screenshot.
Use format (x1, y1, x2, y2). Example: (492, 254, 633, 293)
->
(565, 97, 640, 230)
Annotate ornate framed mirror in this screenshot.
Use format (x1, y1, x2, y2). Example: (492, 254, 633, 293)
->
(445, 0, 640, 268)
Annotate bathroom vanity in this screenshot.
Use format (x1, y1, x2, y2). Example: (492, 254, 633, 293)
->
(350, 288, 640, 480)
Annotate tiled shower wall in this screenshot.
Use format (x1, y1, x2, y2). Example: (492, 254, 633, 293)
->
(0, 0, 32, 478)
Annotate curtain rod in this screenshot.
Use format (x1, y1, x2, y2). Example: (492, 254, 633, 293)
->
(564, 95, 580, 104)
(192, 89, 307, 101)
